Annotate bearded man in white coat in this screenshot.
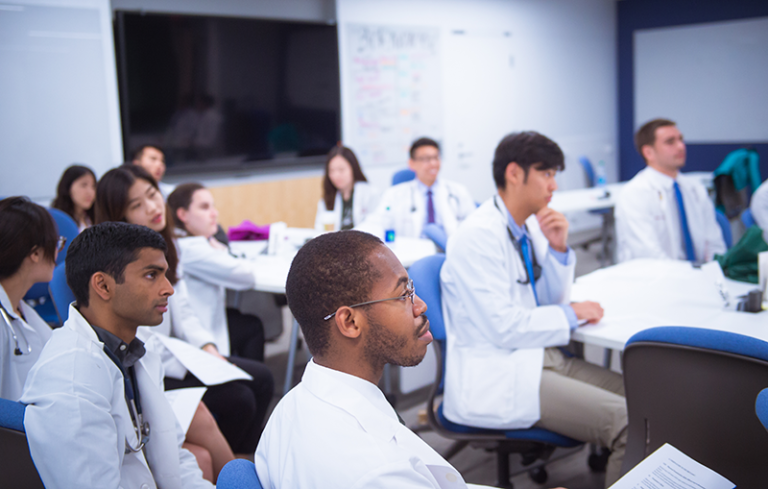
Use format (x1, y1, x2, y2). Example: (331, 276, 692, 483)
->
(255, 230, 504, 488)
(441, 131, 628, 487)
(21, 222, 213, 489)
(359, 137, 476, 240)
(615, 118, 726, 263)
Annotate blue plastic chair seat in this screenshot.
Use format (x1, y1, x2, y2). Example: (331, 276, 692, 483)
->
(436, 404, 581, 447)
(756, 388, 768, 433)
(216, 458, 263, 489)
(0, 398, 26, 432)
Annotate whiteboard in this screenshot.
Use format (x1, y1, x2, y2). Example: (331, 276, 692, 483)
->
(634, 17, 768, 143)
(344, 24, 442, 167)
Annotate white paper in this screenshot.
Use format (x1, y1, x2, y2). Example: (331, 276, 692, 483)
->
(609, 444, 735, 489)
(164, 387, 207, 435)
(154, 334, 253, 385)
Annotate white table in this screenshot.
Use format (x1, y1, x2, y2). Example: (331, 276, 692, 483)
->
(230, 232, 438, 394)
(570, 259, 767, 352)
(549, 183, 624, 214)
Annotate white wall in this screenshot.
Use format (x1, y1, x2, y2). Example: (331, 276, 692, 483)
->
(0, 0, 122, 202)
(338, 0, 618, 213)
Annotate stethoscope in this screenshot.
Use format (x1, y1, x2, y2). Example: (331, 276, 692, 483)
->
(103, 345, 150, 453)
(493, 196, 542, 285)
(0, 303, 32, 356)
(408, 184, 461, 216)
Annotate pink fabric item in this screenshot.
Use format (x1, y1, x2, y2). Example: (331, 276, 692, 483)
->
(227, 220, 271, 241)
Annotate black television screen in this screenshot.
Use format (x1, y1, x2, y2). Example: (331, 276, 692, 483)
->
(115, 11, 340, 174)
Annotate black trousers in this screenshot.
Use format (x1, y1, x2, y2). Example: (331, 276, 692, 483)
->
(165, 356, 274, 453)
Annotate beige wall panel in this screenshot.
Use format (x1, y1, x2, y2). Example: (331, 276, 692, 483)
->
(209, 176, 322, 229)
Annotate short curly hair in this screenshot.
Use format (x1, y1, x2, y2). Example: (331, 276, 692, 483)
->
(285, 231, 384, 357)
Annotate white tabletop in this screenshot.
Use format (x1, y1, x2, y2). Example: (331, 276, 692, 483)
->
(549, 183, 624, 214)
(229, 232, 438, 294)
(570, 259, 767, 351)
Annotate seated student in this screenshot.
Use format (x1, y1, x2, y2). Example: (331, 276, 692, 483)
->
(256, 231, 477, 488)
(168, 183, 265, 361)
(96, 165, 274, 456)
(132, 144, 175, 196)
(21, 222, 213, 489)
(314, 145, 380, 232)
(750, 179, 768, 230)
(0, 197, 56, 400)
(440, 132, 627, 487)
(615, 119, 726, 263)
(360, 137, 476, 239)
(51, 164, 97, 231)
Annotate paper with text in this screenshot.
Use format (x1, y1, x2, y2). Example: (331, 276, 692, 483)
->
(609, 444, 734, 489)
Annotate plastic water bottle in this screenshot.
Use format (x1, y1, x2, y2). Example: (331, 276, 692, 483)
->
(384, 206, 396, 243)
(596, 160, 607, 187)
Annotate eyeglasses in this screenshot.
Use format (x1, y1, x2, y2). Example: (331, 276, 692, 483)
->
(413, 155, 440, 163)
(57, 236, 67, 253)
(324, 279, 415, 321)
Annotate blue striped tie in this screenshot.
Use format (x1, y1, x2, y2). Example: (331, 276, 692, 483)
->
(673, 181, 695, 261)
(520, 235, 539, 305)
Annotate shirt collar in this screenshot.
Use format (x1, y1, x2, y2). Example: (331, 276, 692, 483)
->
(496, 194, 529, 241)
(645, 166, 679, 188)
(90, 323, 146, 368)
(0, 283, 20, 320)
(415, 178, 437, 195)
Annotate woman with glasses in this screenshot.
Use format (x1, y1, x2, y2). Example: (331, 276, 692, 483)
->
(0, 197, 59, 400)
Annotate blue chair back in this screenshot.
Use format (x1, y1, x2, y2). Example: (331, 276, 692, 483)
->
(408, 254, 446, 343)
(742, 208, 756, 228)
(622, 326, 768, 484)
(49, 263, 75, 324)
(422, 223, 447, 251)
(47, 208, 79, 265)
(391, 168, 416, 186)
(756, 388, 768, 433)
(579, 156, 596, 188)
(216, 459, 263, 489)
(0, 398, 25, 432)
(715, 210, 732, 249)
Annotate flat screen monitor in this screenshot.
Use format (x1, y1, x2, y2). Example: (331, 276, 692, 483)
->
(114, 11, 340, 174)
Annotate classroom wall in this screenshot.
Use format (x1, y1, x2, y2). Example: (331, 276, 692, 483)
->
(618, 0, 768, 182)
(337, 0, 619, 206)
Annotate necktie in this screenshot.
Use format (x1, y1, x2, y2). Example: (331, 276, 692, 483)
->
(426, 189, 435, 224)
(673, 181, 696, 261)
(519, 235, 539, 306)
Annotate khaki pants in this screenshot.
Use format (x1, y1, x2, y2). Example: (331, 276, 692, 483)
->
(534, 348, 627, 487)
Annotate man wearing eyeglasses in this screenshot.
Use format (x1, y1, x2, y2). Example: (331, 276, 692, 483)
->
(440, 132, 627, 487)
(21, 222, 213, 489)
(255, 230, 496, 488)
(360, 137, 477, 241)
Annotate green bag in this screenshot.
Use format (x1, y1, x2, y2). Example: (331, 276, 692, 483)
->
(715, 226, 768, 283)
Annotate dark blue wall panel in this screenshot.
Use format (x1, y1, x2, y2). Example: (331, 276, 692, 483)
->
(617, 0, 768, 181)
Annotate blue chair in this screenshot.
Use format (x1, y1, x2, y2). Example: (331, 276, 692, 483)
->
(216, 459, 263, 489)
(409, 255, 582, 487)
(621, 327, 768, 484)
(391, 168, 416, 186)
(742, 208, 756, 228)
(715, 210, 732, 249)
(756, 388, 768, 433)
(49, 263, 75, 324)
(0, 398, 44, 488)
(423, 223, 448, 252)
(47, 208, 79, 266)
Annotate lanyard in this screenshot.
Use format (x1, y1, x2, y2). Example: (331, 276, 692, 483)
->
(493, 197, 542, 287)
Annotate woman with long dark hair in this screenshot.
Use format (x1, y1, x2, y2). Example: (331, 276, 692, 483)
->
(95, 165, 274, 460)
(314, 145, 379, 232)
(51, 165, 97, 231)
(0, 197, 57, 400)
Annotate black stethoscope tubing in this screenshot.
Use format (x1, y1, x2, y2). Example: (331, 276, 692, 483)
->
(103, 345, 150, 452)
(0, 303, 31, 356)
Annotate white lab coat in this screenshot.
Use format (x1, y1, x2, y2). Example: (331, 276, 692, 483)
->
(0, 284, 51, 400)
(615, 167, 726, 263)
(314, 181, 380, 232)
(255, 360, 487, 489)
(440, 196, 573, 429)
(177, 236, 258, 356)
(20, 305, 212, 489)
(358, 178, 476, 239)
(751, 180, 768, 231)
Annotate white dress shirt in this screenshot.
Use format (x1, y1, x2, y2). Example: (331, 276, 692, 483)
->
(615, 167, 726, 263)
(0, 283, 52, 400)
(255, 360, 492, 489)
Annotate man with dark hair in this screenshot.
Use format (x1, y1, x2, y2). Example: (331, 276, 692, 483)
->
(616, 118, 725, 262)
(255, 230, 475, 488)
(132, 144, 174, 196)
(360, 136, 476, 240)
(21, 222, 213, 489)
(441, 131, 627, 487)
